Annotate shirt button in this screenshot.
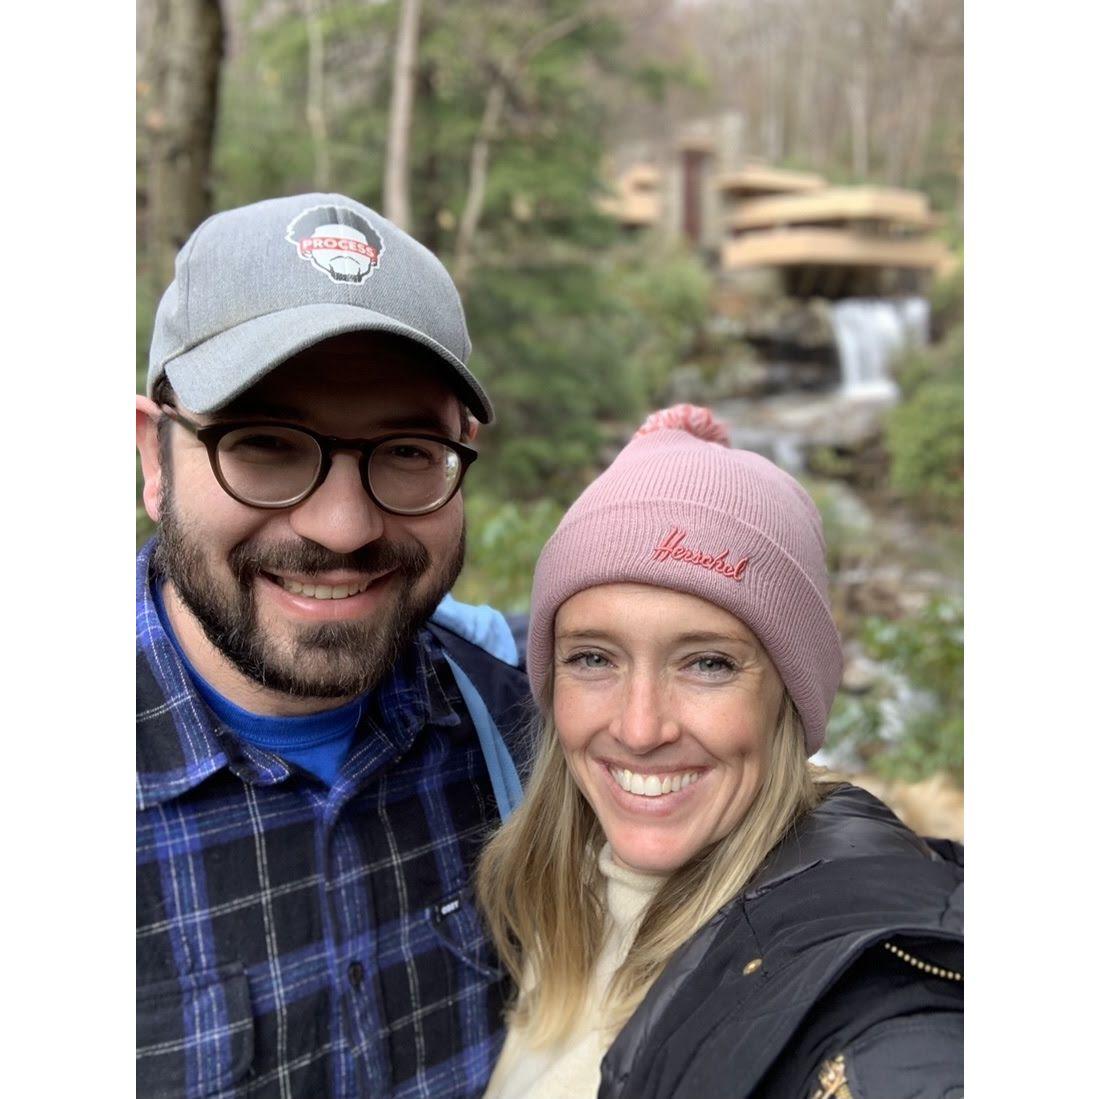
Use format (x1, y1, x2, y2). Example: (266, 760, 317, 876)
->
(347, 961, 365, 988)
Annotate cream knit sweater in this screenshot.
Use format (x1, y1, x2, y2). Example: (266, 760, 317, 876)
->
(483, 845, 667, 1099)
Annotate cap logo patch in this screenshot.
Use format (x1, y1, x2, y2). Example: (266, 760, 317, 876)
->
(285, 204, 385, 284)
(652, 528, 749, 581)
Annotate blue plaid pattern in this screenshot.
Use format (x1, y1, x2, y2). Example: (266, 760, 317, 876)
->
(137, 540, 513, 1098)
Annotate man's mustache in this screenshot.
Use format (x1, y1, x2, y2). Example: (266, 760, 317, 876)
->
(228, 538, 429, 581)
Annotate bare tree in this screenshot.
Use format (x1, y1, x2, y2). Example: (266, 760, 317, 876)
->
(384, 0, 423, 229)
(613, 0, 960, 193)
(304, 0, 331, 191)
(141, 0, 225, 291)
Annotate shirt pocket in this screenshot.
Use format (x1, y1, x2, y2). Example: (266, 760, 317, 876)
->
(136, 962, 254, 1098)
(375, 888, 506, 1093)
(429, 886, 504, 982)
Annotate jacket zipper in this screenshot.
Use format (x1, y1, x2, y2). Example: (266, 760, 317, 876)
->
(882, 940, 963, 982)
(807, 944, 961, 1096)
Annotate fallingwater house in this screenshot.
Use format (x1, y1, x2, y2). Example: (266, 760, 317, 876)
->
(598, 129, 954, 399)
(599, 152, 951, 299)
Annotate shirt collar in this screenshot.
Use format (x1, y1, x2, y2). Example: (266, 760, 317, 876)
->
(136, 538, 455, 807)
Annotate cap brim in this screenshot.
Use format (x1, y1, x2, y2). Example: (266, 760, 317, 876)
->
(162, 302, 494, 423)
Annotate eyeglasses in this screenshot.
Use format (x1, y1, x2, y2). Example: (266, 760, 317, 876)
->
(161, 406, 478, 515)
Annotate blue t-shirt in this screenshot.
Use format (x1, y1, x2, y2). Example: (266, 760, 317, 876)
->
(151, 584, 361, 785)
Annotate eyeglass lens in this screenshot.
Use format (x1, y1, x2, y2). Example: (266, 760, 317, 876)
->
(214, 427, 462, 513)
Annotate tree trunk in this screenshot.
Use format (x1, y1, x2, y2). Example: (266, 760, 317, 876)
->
(847, 68, 869, 180)
(304, 0, 331, 192)
(384, 0, 422, 230)
(143, 0, 225, 293)
(452, 10, 593, 290)
(453, 80, 505, 291)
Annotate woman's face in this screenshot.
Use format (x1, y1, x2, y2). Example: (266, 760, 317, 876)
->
(553, 583, 785, 874)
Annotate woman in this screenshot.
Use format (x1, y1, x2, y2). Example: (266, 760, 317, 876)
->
(478, 405, 962, 1099)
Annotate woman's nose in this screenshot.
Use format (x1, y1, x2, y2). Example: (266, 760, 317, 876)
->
(609, 673, 681, 754)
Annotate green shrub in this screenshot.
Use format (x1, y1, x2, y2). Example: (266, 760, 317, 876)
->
(929, 264, 964, 337)
(465, 243, 712, 507)
(886, 326, 963, 520)
(804, 479, 875, 574)
(453, 493, 566, 612)
(601, 242, 713, 401)
(846, 597, 964, 783)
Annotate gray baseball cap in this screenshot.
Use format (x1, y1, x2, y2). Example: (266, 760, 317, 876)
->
(147, 193, 493, 422)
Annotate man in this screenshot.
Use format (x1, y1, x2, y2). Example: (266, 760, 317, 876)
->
(136, 194, 528, 1099)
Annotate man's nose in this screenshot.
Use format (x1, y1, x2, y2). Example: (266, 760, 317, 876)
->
(287, 452, 385, 554)
(609, 672, 681, 755)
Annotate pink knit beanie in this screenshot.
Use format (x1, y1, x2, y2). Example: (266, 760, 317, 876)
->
(526, 404, 843, 755)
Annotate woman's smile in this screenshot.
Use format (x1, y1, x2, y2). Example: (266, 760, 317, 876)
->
(554, 583, 783, 874)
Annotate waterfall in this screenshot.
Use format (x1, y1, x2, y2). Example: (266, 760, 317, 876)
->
(830, 297, 930, 399)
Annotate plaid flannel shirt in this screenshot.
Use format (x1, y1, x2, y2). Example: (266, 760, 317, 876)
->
(137, 541, 514, 1098)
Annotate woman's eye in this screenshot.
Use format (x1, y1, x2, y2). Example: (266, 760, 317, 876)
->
(566, 651, 611, 670)
(689, 655, 736, 677)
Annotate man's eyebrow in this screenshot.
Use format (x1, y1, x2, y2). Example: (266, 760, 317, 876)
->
(205, 406, 456, 436)
(371, 412, 456, 436)
(206, 400, 306, 422)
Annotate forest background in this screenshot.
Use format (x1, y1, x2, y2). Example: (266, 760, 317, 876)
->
(136, 0, 964, 803)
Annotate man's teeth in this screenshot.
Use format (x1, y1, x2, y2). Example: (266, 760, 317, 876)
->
(274, 577, 373, 600)
(610, 768, 702, 797)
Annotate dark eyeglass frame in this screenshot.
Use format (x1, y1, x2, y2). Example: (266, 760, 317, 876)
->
(160, 405, 478, 515)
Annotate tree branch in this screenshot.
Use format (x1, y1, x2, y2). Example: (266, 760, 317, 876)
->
(452, 7, 604, 290)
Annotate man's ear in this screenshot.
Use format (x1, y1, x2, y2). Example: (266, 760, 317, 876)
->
(465, 417, 480, 444)
(136, 395, 165, 523)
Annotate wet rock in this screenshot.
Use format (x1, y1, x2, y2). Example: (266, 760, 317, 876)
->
(842, 653, 880, 695)
(714, 268, 785, 312)
(744, 297, 835, 352)
(664, 364, 709, 404)
(712, 390, 891, 475)
(709, 359, 770, 400)
(840, 566, 908, 619)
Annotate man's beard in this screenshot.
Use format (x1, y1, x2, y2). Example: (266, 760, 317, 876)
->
(153, 483, 464, 700)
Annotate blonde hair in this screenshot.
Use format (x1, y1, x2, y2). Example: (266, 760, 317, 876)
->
(475, 692, 828, 1046)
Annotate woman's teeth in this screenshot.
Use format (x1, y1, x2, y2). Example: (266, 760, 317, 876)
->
(610, 768, 701, 797)
(274, 577, 372, 600)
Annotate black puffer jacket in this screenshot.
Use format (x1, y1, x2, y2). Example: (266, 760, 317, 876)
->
(599, 785, 963, 1099)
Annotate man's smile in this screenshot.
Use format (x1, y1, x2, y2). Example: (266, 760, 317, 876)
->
(264, 570, 395, 600)
(256, 570, 401, 622)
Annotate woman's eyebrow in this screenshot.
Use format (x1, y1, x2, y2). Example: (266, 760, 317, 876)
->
(555, 629, 614, 643)
(555, 629, 756, 650)
(674, 631, 756, 647)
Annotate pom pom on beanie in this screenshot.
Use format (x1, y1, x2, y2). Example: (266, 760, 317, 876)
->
(634, 404, 731, 446)
(526, 404, 843, 755)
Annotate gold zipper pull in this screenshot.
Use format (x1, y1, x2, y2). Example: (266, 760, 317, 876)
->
(809, 1054, 850, 1099)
